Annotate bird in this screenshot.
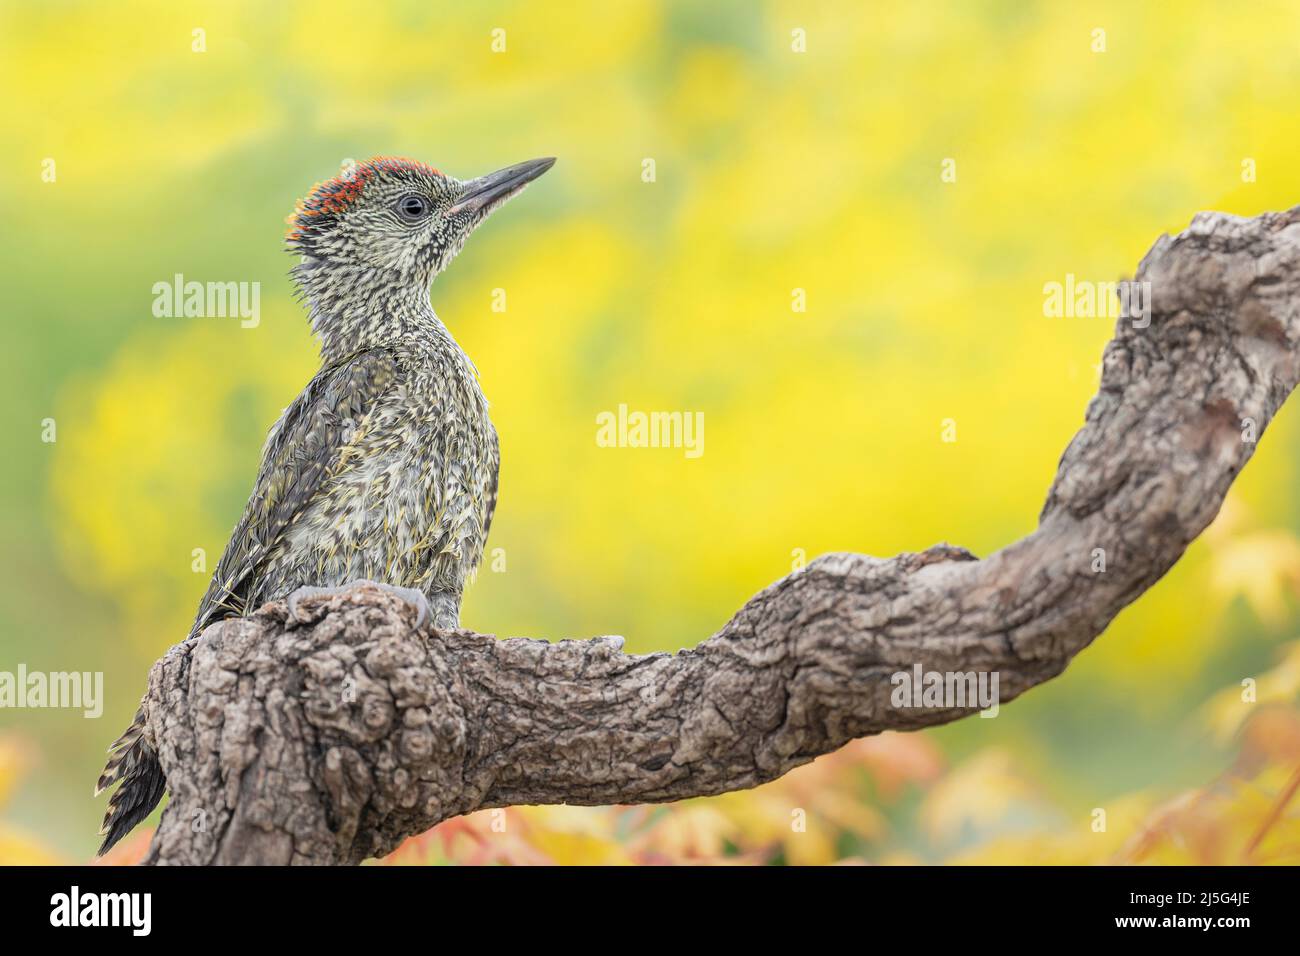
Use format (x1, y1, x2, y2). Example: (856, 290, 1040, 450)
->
(94, 153, 555, 855)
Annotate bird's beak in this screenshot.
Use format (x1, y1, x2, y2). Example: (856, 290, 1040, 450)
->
(447, 157, 556, 217)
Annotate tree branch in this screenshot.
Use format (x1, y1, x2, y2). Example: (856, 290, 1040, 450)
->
(139, 206, 1300, 864)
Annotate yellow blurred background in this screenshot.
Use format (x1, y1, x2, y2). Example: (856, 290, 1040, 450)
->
(3, 0, 1300, 864)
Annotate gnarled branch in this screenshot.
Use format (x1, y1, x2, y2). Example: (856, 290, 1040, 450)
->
(140, 207, 1300, 864)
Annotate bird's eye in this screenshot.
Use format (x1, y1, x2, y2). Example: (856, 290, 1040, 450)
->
(395, 194, 432, 223)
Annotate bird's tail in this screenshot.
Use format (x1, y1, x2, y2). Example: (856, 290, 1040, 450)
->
(95, 702, 166, 856)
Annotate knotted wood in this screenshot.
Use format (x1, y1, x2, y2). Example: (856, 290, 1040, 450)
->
(140, 207, 1300, 864)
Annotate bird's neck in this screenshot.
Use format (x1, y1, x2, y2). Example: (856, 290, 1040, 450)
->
(292, 258, 461, 364)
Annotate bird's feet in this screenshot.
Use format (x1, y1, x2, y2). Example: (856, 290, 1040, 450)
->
(286, 579, 431, 629)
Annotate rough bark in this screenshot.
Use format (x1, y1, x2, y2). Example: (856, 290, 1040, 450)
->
(140, 207, 1300, 864)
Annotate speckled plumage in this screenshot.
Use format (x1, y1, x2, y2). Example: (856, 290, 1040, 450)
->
(96, 154, 554, 854)
(195, 286, 499, 634)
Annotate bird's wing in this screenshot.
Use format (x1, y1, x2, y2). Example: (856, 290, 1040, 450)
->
(191, 348, 400, 634)
(482, 425, 500, 543)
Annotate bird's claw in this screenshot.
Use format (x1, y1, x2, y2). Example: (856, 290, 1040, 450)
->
(373, 583, 430, 629)
(286, 579, 430, 629)
(286, 583, 340, 621)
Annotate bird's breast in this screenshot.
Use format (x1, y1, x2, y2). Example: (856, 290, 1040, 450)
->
(283, 363, 499, 593)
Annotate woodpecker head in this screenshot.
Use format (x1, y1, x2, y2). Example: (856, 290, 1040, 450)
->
(287, 155, 555, 288)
